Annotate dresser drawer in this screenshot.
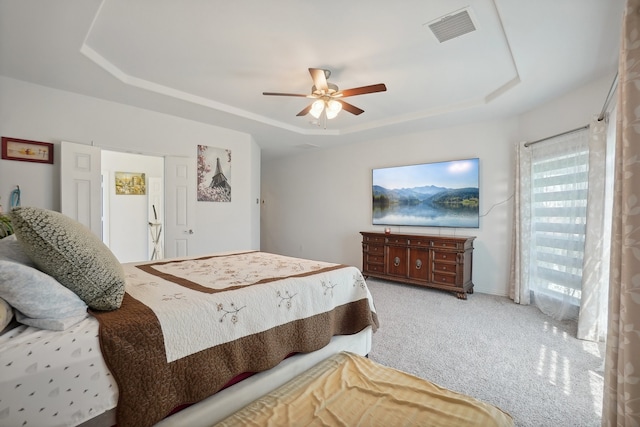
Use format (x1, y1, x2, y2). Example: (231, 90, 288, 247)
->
(363, 234, 386, 244)
(364, 263, 384, 274)
(432, 273, 458, 286)
(366, 253, 384, 264)
(364, 244, 384, 255)
(433, 262, 455, 273)
(432, 240, 463, 249)
(432, 251, 457, 262)
(407, 238, 430, 247)
(385, 236, 409, 245)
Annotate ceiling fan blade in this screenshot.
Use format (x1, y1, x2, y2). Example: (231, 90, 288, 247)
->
(309, 68, 329, 92)
(339, 83, 387, 98)
(296, 104, 313, 116)
(338, 100, 365, 115)
(263, 92, 309, 97)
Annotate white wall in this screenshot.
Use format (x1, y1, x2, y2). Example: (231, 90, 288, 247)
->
(0, 76, 261, 254)
(261, 119, 517, 296)
(192, 138, 261, 255)
(260, 73, 614, 296)
(1, 72, 612, 296)
(518, 72, 616, 141)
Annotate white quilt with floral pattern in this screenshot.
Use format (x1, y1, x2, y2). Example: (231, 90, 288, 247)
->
(125, 251, 373, 362)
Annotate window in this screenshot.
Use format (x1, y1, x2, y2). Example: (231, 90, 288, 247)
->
(527, 128, 590, 319)
(531, 147, 589, 306)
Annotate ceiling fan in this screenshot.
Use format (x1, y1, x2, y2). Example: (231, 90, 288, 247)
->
(263, 68, 387, 120)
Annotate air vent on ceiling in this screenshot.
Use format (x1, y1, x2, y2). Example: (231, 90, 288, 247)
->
(425, 8, 477, 43)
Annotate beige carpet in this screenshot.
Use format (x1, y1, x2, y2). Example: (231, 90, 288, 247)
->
(366, 279, 605, 427)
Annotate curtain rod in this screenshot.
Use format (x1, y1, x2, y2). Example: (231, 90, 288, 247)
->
(598, 72, 618, 121)
(524, 125, 589, 147)
(525, 72, 618, 148)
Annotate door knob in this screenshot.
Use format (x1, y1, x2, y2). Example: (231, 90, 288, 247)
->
(184, 229, 194, 234)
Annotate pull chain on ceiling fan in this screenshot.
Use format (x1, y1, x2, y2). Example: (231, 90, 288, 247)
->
(263, 68, 387, 121)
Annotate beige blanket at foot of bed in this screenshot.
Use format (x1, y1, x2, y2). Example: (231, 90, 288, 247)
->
(214, 351, 514, 427)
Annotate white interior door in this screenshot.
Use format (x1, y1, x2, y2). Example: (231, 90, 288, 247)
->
(60, 141, 102, 237)
(164, 156, 195, 257)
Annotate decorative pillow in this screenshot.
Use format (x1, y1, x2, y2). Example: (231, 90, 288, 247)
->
(0, 260, 88, 330)
(10, 207, 125, 311)
(0, 297, 13, 332)
(0, 234, 36, 266)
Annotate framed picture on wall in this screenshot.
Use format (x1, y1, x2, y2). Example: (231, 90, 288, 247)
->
(197, 145, 232, 202)
(1, 137, 54, 164)
(115, 171, 147, 195)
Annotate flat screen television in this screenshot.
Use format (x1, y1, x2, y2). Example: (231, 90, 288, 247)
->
(372, 158, 480, 228)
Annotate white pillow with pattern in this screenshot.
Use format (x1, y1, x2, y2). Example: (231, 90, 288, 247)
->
(0, 260, 88, 330)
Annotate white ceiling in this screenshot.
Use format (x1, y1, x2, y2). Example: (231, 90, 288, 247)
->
(0, 0, 624, 160)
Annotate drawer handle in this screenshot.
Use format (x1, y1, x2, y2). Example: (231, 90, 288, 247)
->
(442, 277, 447, 282)
(394, 257, 400, 267)
(442, 266, 447, 270)
(442, 254, 447, 259)
(415, 259, 422, 270)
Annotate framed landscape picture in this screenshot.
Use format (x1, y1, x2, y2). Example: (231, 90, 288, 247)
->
(115, 171, 146, 195)
(1, 137, 54, 164)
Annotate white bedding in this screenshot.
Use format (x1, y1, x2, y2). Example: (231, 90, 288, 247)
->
(127, 251, 371, 362)
(0, 318, 117, 427)
(0, 251, 377, 427)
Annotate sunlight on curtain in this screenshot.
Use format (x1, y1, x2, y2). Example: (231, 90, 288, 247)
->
(528, 129, 589, 321)
(510, 117, 614, 342)
(578, 113, 616, 342)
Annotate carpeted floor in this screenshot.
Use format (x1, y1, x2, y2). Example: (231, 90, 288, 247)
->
(366, 279, 605, 427)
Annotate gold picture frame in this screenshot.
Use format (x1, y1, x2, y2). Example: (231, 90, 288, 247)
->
(115, 171, 146, 195)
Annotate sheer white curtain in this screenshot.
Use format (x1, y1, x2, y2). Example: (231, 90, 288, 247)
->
(510, 116, 613, 341)
(528, 128, 589, 321)
(578, 114, 615, 341)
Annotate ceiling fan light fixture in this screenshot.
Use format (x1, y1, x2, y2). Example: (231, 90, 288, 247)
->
(326, 100, 342, 119)
(310, 99, 325, 119)
(263, 67, 387, 120)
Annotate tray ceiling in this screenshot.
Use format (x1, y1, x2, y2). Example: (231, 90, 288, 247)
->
(0, 0, 624, 159)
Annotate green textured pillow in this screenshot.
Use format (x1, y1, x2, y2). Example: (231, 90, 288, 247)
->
(10, 207, 125, 311)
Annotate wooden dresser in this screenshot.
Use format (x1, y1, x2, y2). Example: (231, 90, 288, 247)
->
(360, 231, 475, 299)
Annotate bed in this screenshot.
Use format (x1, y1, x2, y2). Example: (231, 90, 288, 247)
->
(0, 207, 378, 427)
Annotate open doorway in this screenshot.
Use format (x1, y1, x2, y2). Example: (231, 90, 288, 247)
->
(101, 150, 164, 263)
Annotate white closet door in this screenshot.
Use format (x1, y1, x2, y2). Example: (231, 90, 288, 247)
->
(164, 156, 195, 258)
(60, 141, 102, 237)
